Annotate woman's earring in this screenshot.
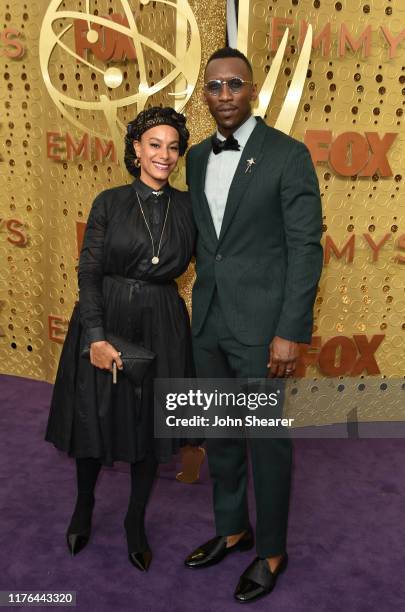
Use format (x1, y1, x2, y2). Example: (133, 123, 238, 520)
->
(134, 157, 141, 168)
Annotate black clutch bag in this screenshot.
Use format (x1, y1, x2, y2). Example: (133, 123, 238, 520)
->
(81, 333, 156, 386)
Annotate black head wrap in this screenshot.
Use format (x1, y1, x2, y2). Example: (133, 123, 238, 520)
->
(124, 106, 189, 177)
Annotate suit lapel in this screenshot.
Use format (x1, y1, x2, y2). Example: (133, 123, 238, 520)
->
(218, 118, 267, 245)
(194, 138, 218, 246)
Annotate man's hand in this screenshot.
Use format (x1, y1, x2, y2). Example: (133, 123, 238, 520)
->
(267, 336, 299, 378)
(90, 340, 124, 372)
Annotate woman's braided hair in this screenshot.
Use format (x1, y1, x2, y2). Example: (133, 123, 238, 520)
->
(124, 106, 189, 177)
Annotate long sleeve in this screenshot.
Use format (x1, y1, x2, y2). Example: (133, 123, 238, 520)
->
(185, 149, 197, 258)
(185, 147, 193, 187)
(274, 142, 323, 344)
(78, 193, 107, 342)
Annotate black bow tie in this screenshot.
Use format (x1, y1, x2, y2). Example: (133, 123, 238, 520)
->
(211, 134, 241, 155)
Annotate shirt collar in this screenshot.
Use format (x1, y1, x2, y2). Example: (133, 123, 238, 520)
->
(132, 178, 171, 200)
(216, 114, 258, 147)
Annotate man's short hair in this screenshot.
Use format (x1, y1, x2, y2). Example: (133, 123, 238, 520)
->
(205, 47, 253, 77)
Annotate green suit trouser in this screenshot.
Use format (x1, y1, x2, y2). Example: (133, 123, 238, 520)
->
(192, 291, 292, 557)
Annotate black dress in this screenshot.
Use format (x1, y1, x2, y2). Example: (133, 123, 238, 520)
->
(45, 179, 196, 466)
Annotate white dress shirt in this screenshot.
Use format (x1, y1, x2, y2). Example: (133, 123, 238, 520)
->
(205, 114, 257, 238)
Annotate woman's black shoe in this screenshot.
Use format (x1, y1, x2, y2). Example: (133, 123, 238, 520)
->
(128, 550, 152, 571)
(67, 532, 90, 556)
(66, 495, 95, 556)
(184, 526, 254, 569)
(124, 505, 152, 571)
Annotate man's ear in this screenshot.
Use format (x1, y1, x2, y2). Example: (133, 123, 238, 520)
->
(250, 83, 258, 102)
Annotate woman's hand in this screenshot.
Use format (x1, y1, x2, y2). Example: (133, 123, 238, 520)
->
(90, 340, 124, 372)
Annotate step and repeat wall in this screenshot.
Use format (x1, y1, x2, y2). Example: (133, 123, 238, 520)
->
(0, 0, 404, 384)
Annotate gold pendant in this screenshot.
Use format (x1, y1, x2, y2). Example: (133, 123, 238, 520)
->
(151, 256, 159, 264)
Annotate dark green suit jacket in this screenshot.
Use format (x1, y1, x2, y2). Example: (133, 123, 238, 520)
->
(186, 117, 323, 346)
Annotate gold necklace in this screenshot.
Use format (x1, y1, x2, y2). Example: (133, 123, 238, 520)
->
(135, 190, 171, 265)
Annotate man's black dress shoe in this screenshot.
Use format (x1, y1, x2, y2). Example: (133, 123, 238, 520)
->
(184, 527, 254, 569)
(128, 550, 152, 572)
(234, 554, 288, 603)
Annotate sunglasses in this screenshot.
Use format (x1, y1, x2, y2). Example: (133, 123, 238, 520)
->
(204, 77, 253, 95)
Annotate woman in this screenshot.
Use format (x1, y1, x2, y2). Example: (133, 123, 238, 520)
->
(45, 107, 195, 572)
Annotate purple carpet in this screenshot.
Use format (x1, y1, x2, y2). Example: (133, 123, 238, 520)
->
(1, 373, 404, 611)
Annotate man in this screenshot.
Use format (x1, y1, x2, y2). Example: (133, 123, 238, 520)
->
(184, 47, 323, 603)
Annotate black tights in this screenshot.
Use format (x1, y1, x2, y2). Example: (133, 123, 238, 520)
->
(125, 452, 158, 552)
(69, 453, 158, 552)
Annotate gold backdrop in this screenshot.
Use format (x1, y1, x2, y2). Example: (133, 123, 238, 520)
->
(0, 0, 403, 383)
